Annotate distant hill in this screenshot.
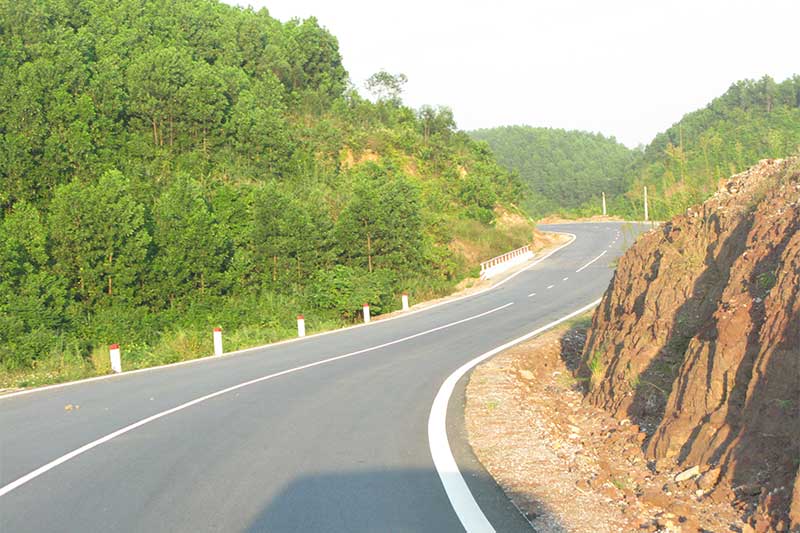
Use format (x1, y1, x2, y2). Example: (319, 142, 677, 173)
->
(472, 75, 800, 221)
(469, 126, 638, 217)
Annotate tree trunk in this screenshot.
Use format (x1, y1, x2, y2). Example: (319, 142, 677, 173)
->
(366, 229, 373, 273)
(152, 118, 159, 146)
(273, 255, 277, 282)
(107, 252, 113, 296)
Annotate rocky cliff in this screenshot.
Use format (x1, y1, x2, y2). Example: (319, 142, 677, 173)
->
(581, 158, 800, 531)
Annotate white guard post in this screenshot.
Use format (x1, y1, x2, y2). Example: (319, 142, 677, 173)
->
(401, 292, 409, 311)
(363, 303, 371, 324)
(213, 328, 223, 356)
(109, 344, 122, 373)
(297, 315, 306, 337)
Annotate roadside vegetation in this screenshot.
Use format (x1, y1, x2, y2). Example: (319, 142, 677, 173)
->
(0, 0, 530, 389)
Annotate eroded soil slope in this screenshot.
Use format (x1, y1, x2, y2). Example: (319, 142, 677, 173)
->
(582, 158, 800, 531)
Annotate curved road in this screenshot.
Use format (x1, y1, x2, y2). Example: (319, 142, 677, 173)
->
(0, 222, 647, 532)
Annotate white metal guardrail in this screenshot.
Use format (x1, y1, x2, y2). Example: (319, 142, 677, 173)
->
(479, 245, 534, 280)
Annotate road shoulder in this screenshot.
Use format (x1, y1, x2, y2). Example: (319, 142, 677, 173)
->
(464, 315, 741, 532)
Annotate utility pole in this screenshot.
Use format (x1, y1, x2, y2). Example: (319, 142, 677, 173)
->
(644, 186, 649, 222)
(602, 192, 607, 216)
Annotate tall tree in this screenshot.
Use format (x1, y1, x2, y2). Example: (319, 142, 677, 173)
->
(365, 71, 408, 104)
(334, 168, 424, 273)
(151, 176, 226, 306)
(0, 202, 67, 370)
(48, 170, 150, 309)
(251, 184, 314, 285)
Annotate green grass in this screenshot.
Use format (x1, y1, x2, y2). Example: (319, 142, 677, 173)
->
(0, 317, 347, 391)
(611, 477, 630, 491)
(449, 217, 533, 261)
(0, 217, 538, 392)
(556, 372, 582, 388)
(756, 271, 777, 294)
(775, 398, 793, 410)
(588, 348, 605, 387)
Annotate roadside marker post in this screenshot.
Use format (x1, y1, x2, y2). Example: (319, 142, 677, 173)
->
(213, 328, 223, 356)
(363, 303, 371, 324)
(297, 315, 306, 337)
(109, 344, 122, 373)
(402, 292, 409, 311)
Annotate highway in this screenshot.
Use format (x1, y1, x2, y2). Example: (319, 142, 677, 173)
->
(0, 222, 647, 532)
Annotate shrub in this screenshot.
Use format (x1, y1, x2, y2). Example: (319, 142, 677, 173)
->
(309, 265, 398, 319)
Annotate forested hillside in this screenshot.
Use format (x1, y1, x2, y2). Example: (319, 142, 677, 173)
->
(472, 75, 800, 221)
(469, 126, 638, 217)
(0, 0, 528, 386)
(627, 75, 800, 219)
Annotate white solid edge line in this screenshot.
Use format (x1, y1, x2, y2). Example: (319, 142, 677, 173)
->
(0, 233, 578, 401)
(575, 250, 607, 273)
(428, 298, 602, 533)
(0, 302, 514, 498)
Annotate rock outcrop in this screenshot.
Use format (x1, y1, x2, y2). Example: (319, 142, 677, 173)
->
(581, 158, 800, 530)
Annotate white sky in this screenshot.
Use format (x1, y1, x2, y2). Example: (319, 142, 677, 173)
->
(230, 0, 799, 147)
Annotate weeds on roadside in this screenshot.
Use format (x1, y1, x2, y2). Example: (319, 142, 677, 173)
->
(588, 348, 606, 388)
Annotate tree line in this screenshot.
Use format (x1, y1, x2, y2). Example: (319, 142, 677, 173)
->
(628, 75, 800, 219)
(469, 126, 638, 217)
(471, 75, 800, 220)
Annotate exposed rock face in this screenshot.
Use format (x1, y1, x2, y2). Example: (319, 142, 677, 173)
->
(581, 158, 800, 530)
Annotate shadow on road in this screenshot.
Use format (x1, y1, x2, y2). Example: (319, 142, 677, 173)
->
(245, 466, 546, 532)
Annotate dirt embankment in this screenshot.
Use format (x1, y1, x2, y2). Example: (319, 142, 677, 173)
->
(466, 317, 742, 532)
(582, 158, 800, 531)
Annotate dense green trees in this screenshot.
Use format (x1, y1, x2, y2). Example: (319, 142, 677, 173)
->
(0, 202, 67, 369)
(0, 0, 528, 380)
(151, 177, 225, 305)
(48, 171, 150, 309)
(469, 126, 638, 217)
(626, 75, 800, 219)
(252, 184, 314, 285)
(334, 169, 424, 273)
(472, 75, 800, 220)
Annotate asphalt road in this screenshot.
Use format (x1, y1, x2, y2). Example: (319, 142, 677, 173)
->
(0, 222, 648, 532)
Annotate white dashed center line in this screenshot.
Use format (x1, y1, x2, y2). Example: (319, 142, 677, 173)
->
(546, 284, 554, 289)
